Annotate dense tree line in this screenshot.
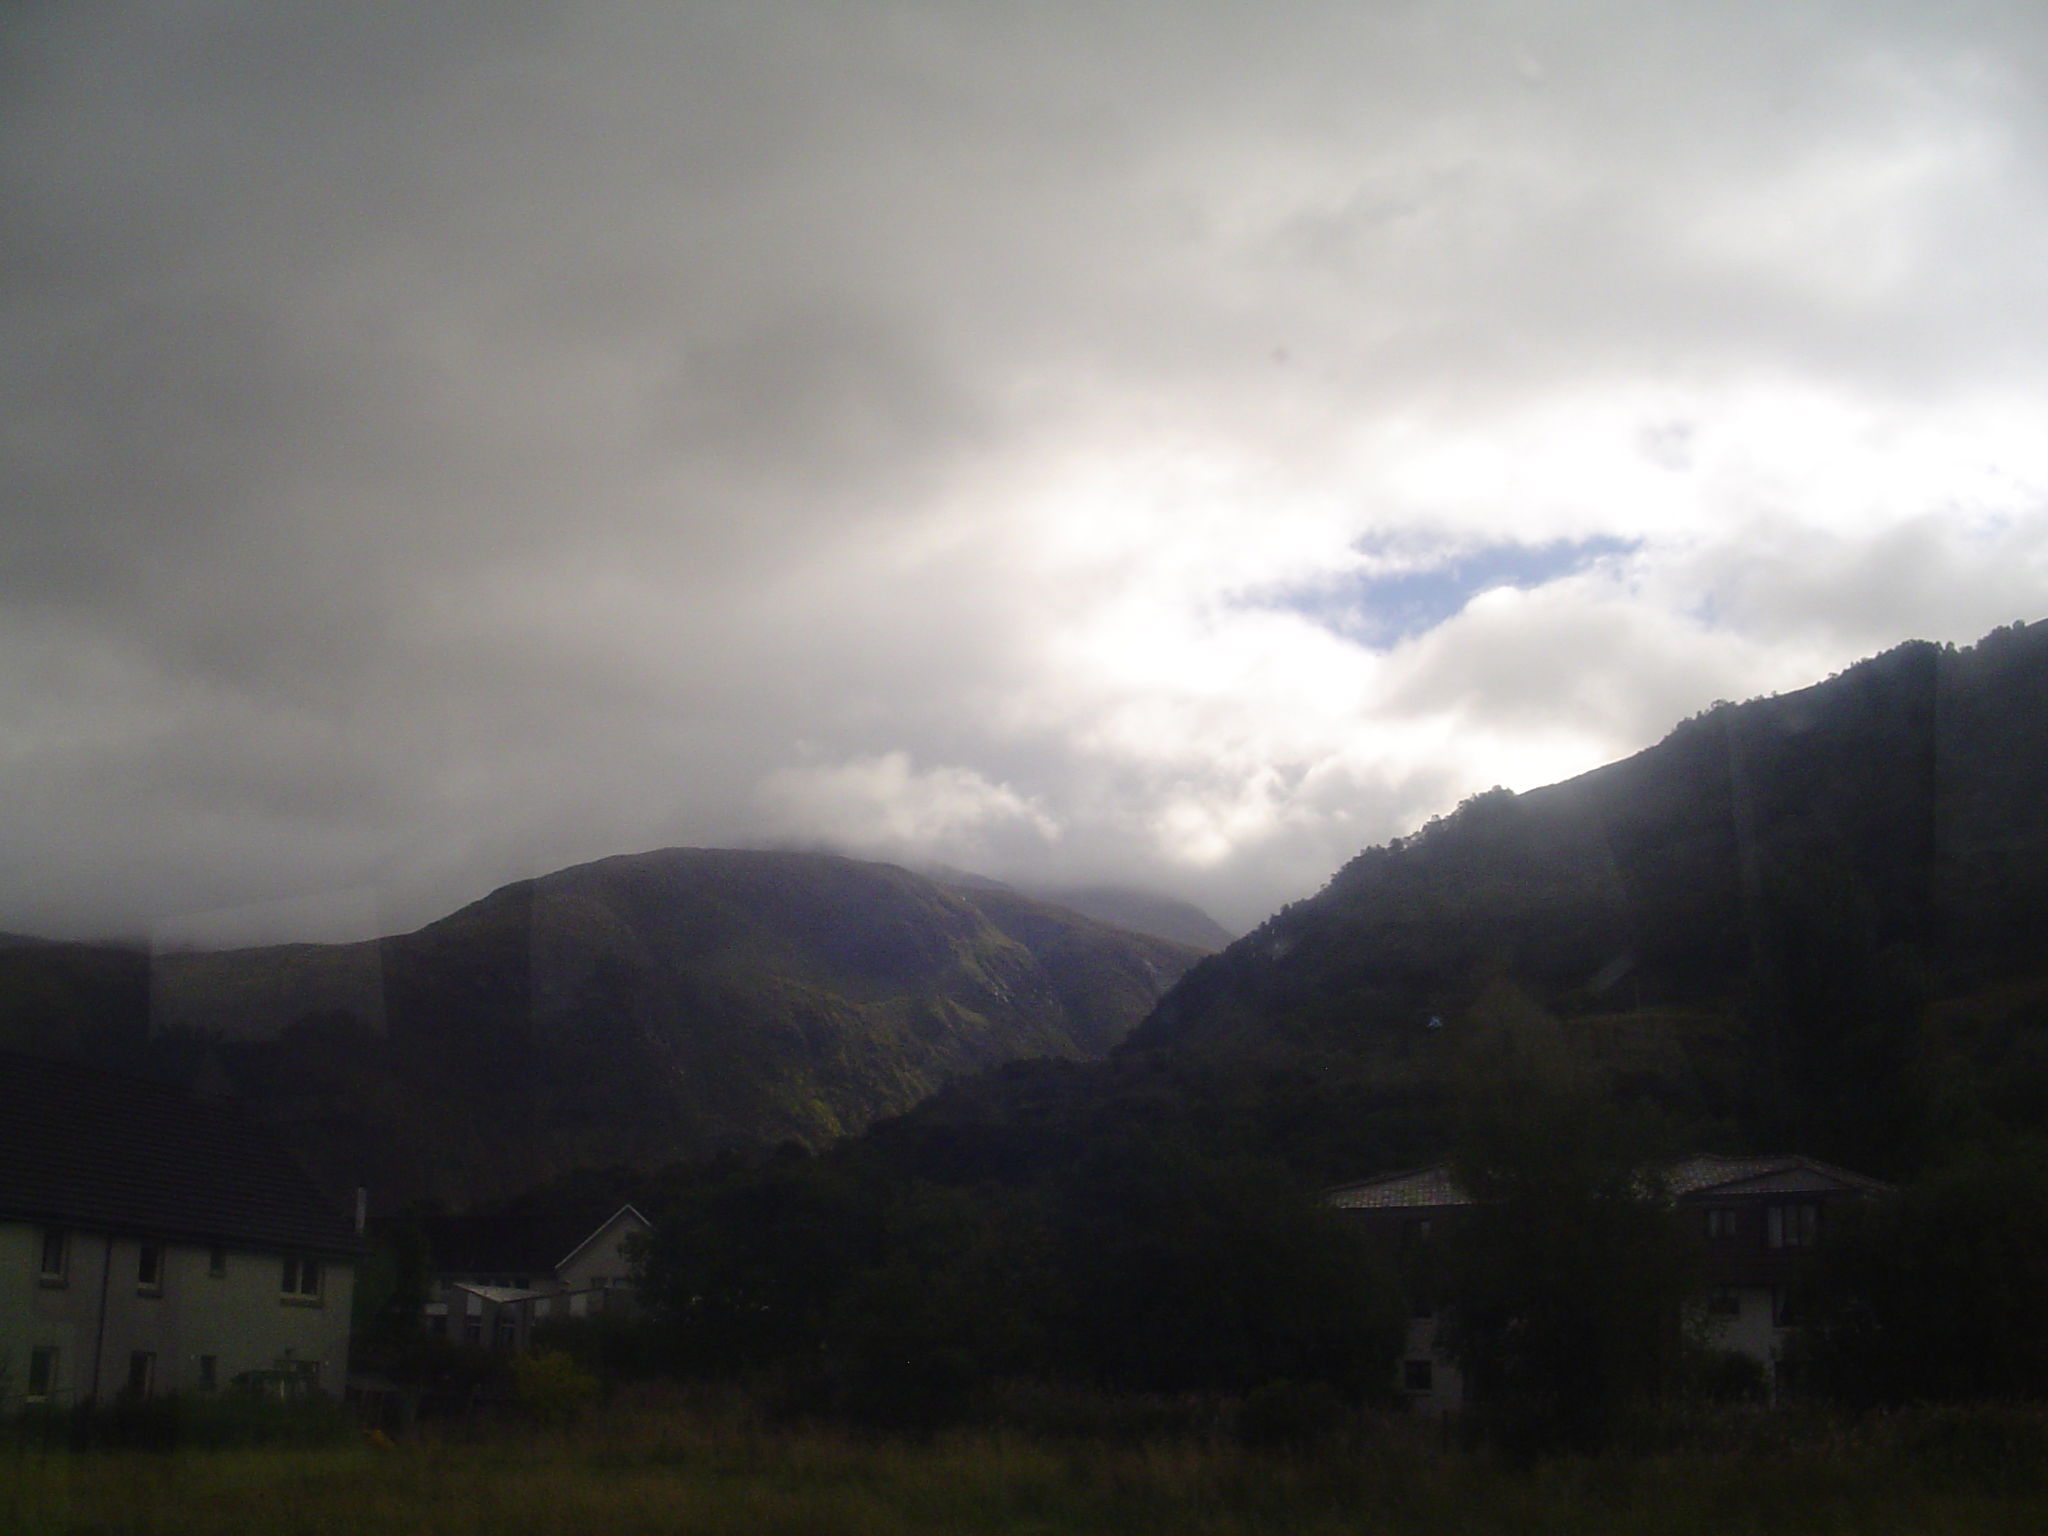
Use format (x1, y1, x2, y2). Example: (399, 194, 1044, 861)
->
(632, 1127, 1404, 1428)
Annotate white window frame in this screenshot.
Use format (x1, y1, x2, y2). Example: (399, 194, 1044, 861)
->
(38, 1227, 68, 1284)
(28, 1345, 59, 1403)
(281, 1254, 323, 1302)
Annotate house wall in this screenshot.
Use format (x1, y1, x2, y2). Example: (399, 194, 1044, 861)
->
(2, 1222, 354, 1408)
(1702, 1284, 1780, 1368)
(434, 1285, 536, 1351)
(1399, 1315, 1466, 1416)
(556, 1210, 650, 1293)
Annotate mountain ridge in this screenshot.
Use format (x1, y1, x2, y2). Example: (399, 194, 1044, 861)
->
(0, 847, 1208, 1206)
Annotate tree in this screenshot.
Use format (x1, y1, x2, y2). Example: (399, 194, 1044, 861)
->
(1798, 1141, 2048, 1404)
(1438, 987, 1697, 1451)
(1052, 1131, 1403, 1399)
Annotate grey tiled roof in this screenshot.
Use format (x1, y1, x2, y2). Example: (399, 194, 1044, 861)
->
(1326, 1165, 1473, 1211)
(1327, 1154, 1890, 1211)
(1666, 1153, 1892, 1198)
(0, 1050, 360, 1255)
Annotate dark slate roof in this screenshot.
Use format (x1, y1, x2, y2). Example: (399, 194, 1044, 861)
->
(397, 1203, 646, 1279)
(0, 1050, 360, 1255)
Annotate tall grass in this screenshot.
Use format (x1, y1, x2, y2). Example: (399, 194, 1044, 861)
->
(5, 1398, 2047, 1535)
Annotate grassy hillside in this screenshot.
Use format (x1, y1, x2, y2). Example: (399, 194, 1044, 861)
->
(4, 850, 1205, 1206)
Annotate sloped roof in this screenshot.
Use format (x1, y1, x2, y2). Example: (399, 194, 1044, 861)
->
(403, 1202, 648, 1278)
(1326, 1165, 1472, 1211)
(1327, 1154, 1891, 1211)
(557, 1204, 650, 1272)
(1666, 1153, 1891, 1198)
(0, 1050, 360, 1255)
(452, 1283, 545, 1304)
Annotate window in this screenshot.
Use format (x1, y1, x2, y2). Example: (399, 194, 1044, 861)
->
(38, 1227, 68, 1284)
(28, 1346, 58, 1403)
(1704, 1207, 1739, 1239)
(127, 1351, 155, 1398)
(464, 1315, 482, 1345)
(1403, 1359, 1435, 1393)
(1766, 1203, 1820, 1250)
(209, 1245, 228, 1277)
(493, 1310, 517, 1350)
(282, 1255, 322, 1301)
(1772, 1285, 1807, 1328)
(198, 1355, 218, 1391)
(137, 1243, 162, 1293)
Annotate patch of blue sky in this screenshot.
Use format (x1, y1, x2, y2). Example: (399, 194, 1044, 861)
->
(1257, 534, 1641, 648)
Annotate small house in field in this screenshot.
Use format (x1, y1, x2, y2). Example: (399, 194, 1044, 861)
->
(404, 1203, 651, 1353)
(1327, 1153, 1890, 1414)
(0, 1051, 361, 1409)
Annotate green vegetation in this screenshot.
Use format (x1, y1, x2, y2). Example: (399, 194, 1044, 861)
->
(599, 622, 2048, 1442)
(1127, 625, 2048, 1183)
(0, 851, 1207, 1206)
(7, 1401, 2048, 1535)
(1436, 998, 1700, 1452)
(1797, 1139, 2048, 1405)
(635, 1130, 1403, 1429)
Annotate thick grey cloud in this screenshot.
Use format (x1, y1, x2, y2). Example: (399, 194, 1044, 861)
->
(4, 2, 2046, 943)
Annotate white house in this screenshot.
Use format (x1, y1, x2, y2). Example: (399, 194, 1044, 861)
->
(1, 1051, 361, 1409)
(403, 1203, 652, 1353)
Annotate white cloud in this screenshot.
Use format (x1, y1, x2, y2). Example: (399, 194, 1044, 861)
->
(758, 752, 1059, 861)
(3, 2, 2047, 940)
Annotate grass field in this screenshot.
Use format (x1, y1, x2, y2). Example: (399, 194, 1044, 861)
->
(6, 1400, 2048, 1535)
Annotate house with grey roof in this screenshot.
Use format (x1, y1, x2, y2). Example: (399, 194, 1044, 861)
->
(1, 1051, 361, 1410)
(1327, 1153, 1891, 1414)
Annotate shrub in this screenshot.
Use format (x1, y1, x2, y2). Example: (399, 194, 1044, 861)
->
(510, 1351, 599, 1424)
(1236, 1379, 1347, 1450)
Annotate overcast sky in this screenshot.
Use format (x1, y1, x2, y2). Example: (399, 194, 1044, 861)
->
(5, 1, 2046, 946)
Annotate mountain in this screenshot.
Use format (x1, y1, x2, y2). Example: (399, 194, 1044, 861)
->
(1022, 885, 1236, 951)
(1124, 620, 2048, 1179)
(1, 849, 1206, 1206)
(911, 865, 1235, 950)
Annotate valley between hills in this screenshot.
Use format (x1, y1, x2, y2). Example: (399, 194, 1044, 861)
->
(0, 853, 1210, 1205)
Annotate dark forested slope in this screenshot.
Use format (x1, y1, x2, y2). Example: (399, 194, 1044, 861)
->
(1123, 620, 2048, 1178)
